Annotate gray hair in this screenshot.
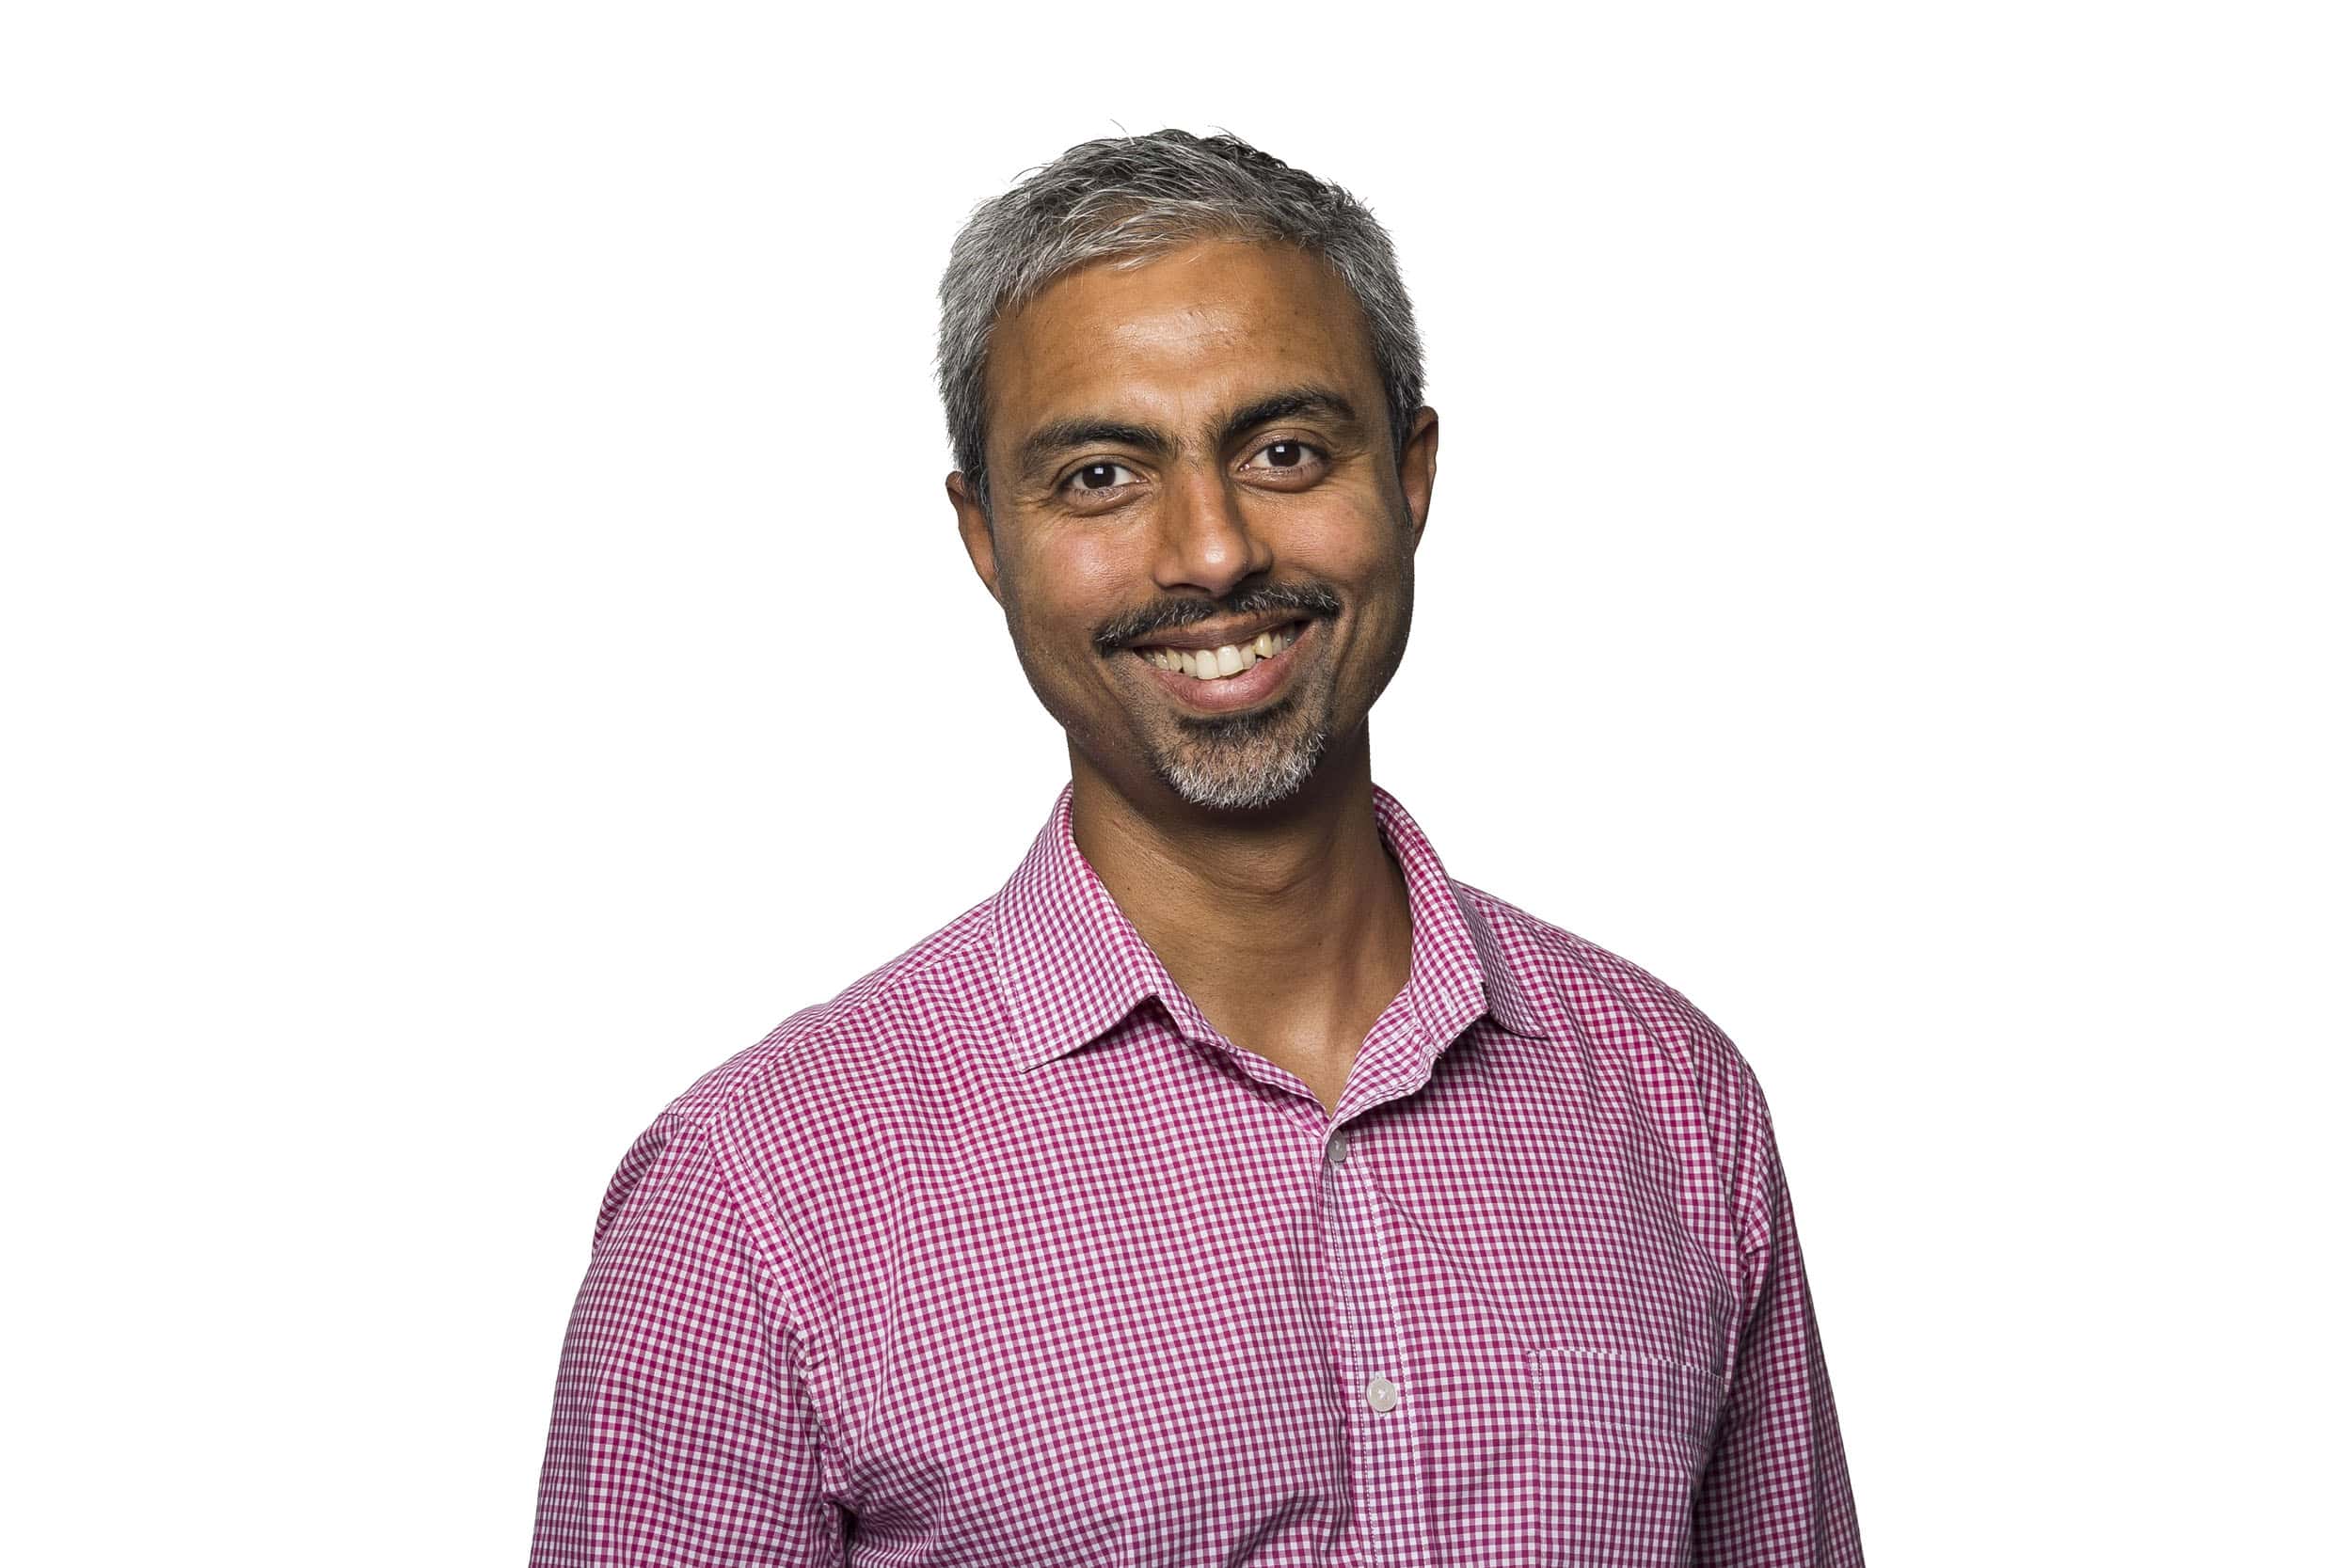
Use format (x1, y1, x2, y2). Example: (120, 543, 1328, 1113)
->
(935, 129, 1424, 517)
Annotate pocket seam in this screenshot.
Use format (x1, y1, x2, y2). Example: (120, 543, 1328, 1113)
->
(1531, 1345, 1731, 1447)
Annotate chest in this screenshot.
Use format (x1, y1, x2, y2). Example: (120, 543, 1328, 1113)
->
(826, 1026, 1740, 1562)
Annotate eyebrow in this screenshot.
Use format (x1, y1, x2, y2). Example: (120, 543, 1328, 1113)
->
(1013, 385, 1365, 485)
(1218, 388, 1360, 445)
(1015, 419, 1174, 483)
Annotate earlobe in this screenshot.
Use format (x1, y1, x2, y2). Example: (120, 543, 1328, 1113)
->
(947, 472, 1004, 604)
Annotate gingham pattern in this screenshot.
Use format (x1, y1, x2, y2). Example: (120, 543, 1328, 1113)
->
(531, 782, 1864, 1566)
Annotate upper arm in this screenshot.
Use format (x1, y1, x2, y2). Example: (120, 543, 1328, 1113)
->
(1691, 1066, 1867, 1567)
(530, 1115, 847, 1567)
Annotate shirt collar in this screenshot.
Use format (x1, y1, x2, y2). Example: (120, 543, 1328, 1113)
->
(993, 781, 1544, 1073)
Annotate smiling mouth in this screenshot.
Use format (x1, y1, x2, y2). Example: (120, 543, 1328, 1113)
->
(1128, 620, 1309, 682)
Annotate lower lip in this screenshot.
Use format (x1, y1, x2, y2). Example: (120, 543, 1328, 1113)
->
(1127, 620, 1317, 713)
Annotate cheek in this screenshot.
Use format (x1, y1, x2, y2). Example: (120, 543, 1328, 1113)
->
(1297, 512, 1412, 606)
(1011, 534, 1135, 627)
(1291, 483, 1409, 553)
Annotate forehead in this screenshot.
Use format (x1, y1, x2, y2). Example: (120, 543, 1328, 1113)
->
(984, 238, 1381, 450)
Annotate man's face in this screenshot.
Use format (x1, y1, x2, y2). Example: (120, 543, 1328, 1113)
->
(951, 236, 1438, 813)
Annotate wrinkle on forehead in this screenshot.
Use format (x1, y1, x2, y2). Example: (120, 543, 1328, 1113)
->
(986, 238, 1379, 450)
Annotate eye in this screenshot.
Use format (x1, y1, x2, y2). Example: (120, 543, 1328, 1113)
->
(1240, 439, 1327, 478)
(1064, 460, 1141, 495)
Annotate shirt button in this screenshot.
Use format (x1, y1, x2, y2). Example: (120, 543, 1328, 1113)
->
(1365, 1373, 1399, 1414)
(1326, 1129, 1351, 1167)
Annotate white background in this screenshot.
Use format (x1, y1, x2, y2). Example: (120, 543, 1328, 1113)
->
(5, 3, 2344, 1562)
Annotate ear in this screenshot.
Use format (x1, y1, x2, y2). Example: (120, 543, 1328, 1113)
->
(1396, 405, 1439, 551)
(948, 471, 1003, 605)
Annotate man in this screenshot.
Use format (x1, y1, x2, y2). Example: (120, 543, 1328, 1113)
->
(531, 130, 1865, 1566)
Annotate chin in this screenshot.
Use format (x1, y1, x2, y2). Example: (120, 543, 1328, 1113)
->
(1153, 727, 1330, 812)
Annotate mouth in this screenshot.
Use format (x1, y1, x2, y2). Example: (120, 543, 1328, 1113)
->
(1123, 618, 1317, 713)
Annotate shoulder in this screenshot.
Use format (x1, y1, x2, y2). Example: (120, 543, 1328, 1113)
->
(655, 894, 1005, 1137)
(1458, 881, 1752, 1071)
(1454, 879, 1769, 1171)
(583, 892, 1007, 1271)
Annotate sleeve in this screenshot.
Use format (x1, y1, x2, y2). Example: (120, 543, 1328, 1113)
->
(1691, 1070, 1867, 1567)
(530, 1113, 848, 1567)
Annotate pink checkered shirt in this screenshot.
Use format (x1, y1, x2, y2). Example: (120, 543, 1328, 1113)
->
(531, 782, 1864, 1565)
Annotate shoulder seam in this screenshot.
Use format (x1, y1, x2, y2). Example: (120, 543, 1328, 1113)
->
(1458, 881, 1708, 1083)
(667, 908, 999, 1128)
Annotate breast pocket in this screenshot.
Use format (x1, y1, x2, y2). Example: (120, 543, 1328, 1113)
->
(1530, 1347, 1729, 1567)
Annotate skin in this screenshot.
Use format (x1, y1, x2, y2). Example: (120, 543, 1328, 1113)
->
(948, 236, 1439, 1117)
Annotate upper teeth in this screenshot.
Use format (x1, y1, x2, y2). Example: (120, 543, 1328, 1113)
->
(1137, 625, 1298, 680)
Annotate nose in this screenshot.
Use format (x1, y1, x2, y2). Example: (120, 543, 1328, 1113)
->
(1151, 462, 1274, 598)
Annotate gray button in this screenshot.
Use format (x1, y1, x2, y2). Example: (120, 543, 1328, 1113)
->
(1326, 1128, 1351, 1167)
(1365, 1373, 1399, 1414)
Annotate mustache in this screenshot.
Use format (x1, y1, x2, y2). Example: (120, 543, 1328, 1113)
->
(1093, 583, 1343, 656)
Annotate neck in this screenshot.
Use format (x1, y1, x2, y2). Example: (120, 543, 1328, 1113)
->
(1065, 728, 1413, 1082)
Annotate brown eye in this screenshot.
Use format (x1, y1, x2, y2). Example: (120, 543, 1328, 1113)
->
(1242, 439, 1326, 476)
(1068, 461, 1138, 494)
